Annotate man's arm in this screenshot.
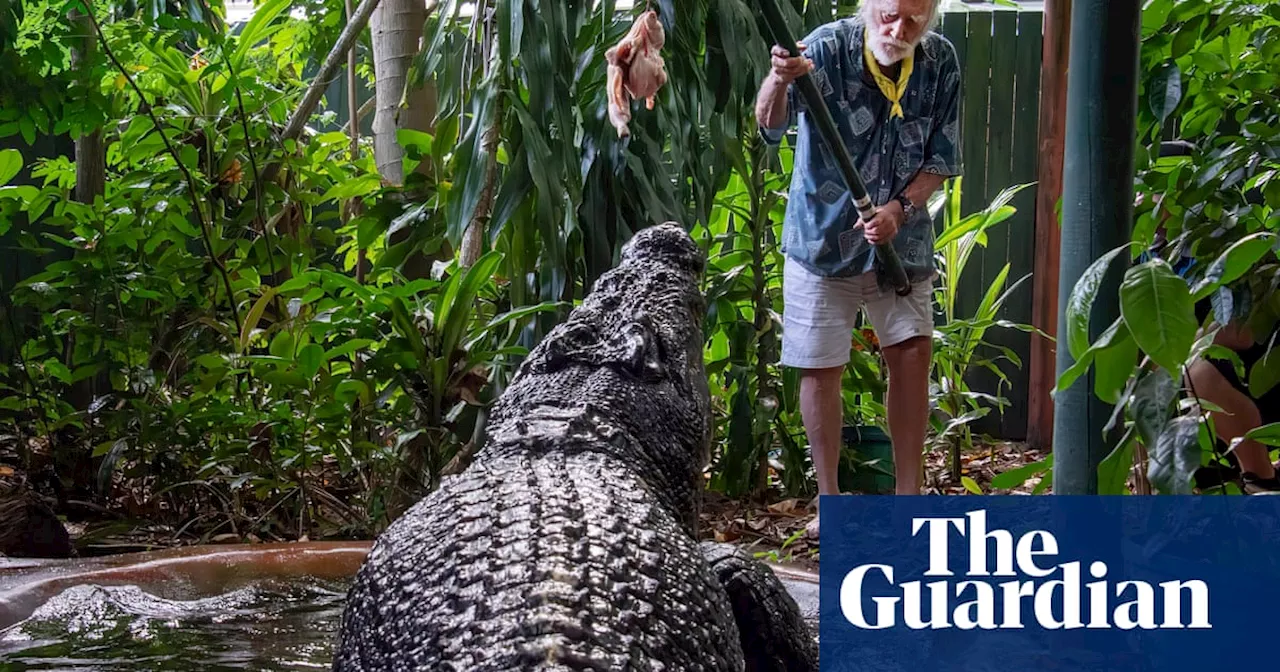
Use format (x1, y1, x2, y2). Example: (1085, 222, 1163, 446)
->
(756, 42, 816, 143)
(902, 171, 947, 209)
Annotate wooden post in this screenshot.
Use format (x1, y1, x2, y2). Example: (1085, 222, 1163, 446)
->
(1026, 0, 1070, 451)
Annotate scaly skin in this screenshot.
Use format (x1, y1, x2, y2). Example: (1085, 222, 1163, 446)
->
(332, 223, 814, 671)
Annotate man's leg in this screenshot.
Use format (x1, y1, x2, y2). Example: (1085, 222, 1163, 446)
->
(800, 366, 846, 498)
(881, 335, 932, 495)
(780, 259, 859, 537)
(861, 274, 936, 495)
(1186, 359, 1278, 491)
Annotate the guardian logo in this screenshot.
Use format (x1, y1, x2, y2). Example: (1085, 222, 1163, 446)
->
(840, 510, 1212, 631)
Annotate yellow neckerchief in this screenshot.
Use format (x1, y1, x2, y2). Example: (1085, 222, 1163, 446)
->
(863, 27, 914, 119)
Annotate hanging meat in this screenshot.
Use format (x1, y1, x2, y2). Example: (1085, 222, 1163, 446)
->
(605, 9, 668, 138)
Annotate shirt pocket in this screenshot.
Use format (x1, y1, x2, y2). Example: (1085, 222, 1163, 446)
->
(895, 117, 933, 180)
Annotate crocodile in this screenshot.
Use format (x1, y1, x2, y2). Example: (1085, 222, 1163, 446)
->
(332, 222, 818, 671)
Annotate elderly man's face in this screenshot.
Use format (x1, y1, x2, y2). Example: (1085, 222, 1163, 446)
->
(863, 0, 935, 65)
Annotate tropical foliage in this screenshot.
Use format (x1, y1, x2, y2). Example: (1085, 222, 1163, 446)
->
(1025, 0, 1280, 496)
(0, 0, 1035, 546)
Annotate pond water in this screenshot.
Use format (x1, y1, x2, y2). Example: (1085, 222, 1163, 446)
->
(0, 577, 349, 671)
(0, 546, 819, 671)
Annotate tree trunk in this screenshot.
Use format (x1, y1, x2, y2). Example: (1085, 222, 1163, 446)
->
(69, 7, 106, 412)
(69, 9, 104, 204)
(370, 0, 437, 187)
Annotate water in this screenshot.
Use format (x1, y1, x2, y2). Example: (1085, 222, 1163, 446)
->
(0, 553, 819, 671)
(0, 578, 350, 671)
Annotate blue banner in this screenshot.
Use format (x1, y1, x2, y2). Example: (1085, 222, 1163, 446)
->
(818, 495, 1280, 671)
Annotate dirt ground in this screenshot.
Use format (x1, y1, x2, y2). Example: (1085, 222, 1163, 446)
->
(6, 439, 1049, 568)
(696, 441, 1051, 572)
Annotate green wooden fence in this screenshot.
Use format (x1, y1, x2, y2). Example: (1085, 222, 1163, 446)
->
(937, 4, 1044, 442)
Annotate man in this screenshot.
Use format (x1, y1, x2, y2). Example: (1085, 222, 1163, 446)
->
(754, 0, 962, 536)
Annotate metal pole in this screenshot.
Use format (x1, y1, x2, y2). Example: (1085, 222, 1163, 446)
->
(1052, 0, 1141, 494)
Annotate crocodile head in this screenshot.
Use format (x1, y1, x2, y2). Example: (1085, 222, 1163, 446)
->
(480, 222, 711, 535)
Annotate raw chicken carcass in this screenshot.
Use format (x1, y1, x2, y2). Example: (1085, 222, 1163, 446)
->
(605, 10, 667, 138)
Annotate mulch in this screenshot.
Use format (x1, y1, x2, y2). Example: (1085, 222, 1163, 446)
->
(695, 441, 1051, 572)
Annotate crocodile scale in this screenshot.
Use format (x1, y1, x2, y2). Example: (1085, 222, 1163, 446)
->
(333, 223, 817, 671)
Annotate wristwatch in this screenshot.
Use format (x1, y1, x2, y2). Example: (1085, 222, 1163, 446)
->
(895, 193, 918, 221)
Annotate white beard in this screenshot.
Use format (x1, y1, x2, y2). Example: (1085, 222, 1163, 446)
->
(868, 35, 914, 66)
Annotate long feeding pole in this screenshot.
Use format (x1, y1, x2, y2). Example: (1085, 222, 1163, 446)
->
(1052, 0, 1141, 494)
(755, 0, 912, 296)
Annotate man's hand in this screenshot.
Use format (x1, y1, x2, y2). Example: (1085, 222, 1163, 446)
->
(769, 43, 814, 85)
(856, 199, 904, 245)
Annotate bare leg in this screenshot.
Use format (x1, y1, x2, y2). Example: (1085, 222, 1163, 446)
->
(799, 365, 844, 536)
(1186, 360, 1275, 480)
(881, 335, 932, 495)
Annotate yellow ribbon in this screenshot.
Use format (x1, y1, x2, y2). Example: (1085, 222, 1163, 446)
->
(863, 27, 914, 119)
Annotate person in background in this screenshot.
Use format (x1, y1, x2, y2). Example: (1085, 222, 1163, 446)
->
(754, 0, 962, 537)
(1141, 140, 1279, 494)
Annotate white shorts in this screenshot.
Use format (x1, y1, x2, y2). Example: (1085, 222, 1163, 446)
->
(780, 257, 935, 369)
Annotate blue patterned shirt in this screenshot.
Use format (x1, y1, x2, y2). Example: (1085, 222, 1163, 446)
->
(760, 16, 963, 281)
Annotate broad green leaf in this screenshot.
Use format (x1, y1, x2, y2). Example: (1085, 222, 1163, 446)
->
(1066, 244, 1130, 360)
(269, 331, 295, 359)
(1131, 367, 1177, 450)
(1190, 233, 1277, 301)
(1149, 62, 1183, 124)
(0, 148, 21, 185)
(1097, 428, 1135, 495)
(990, 458, 1051, 490)
(1147, 415, 1202, 495)
(324, 339, 375, 362)
(1094, 326, 1139, 404)
(1054, 317, 1125, 394)
(298, 343, 325, 379)
(1243, 423, 1280, 447)
(1119, 260, 1197, 372)
(1248, 349, 1280, 398)
(335, 379, 371, 405)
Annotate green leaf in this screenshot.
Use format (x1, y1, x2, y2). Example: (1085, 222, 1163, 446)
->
(298, 343, 325, 379)
(1054, 317, 1125, 394)
(321, 173, 382, 202)
(239, 287, 278, 353)
(960, 476, 982, 495)
(324, 338, 375, 362)
(1119, 260, 1197, 372)
(1147, 415, 1202, 495)
(1248, 349, 1280, 398)
(232, 0, 293, 65)
(990, 458, 1051, 490)
(269, 331, 295, 359)
(388, 296, 428, 368)
(1243, 422, 1280, 447)
(1190, 233, 1277, 301)
(335, 379, 371, 405)
(0, 148, 21, 185)
(1066, 244, 1130, 360)
(1094, 326, 1139, 404)
(1131, 367, 1177, 450)
(1097, 429, 1136, 495)
(1148, 62, 1183, 124)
